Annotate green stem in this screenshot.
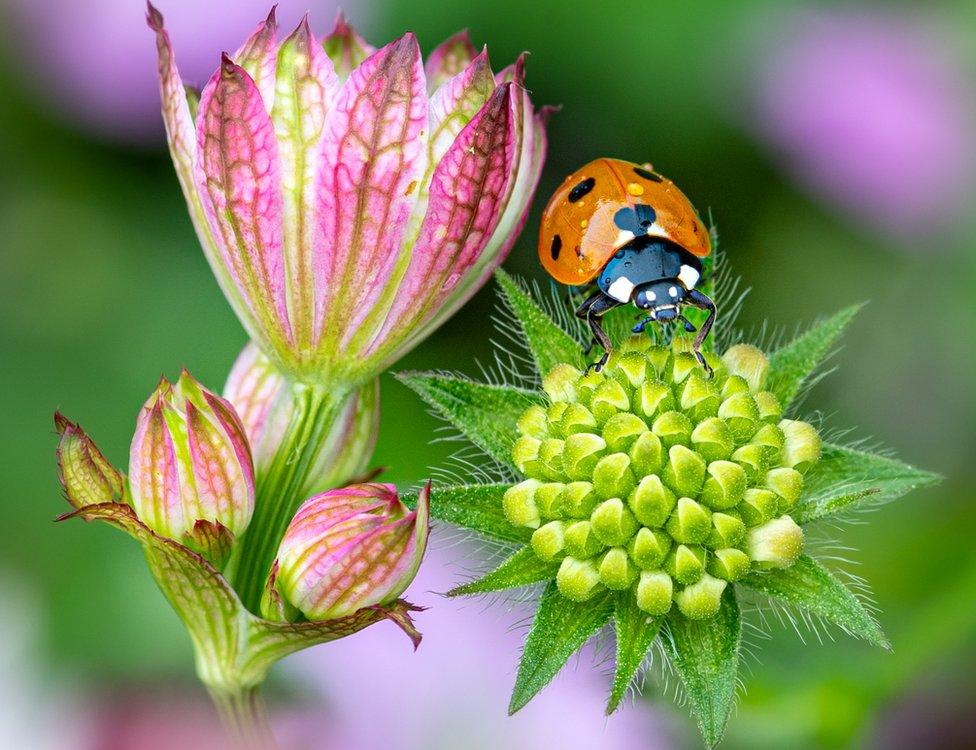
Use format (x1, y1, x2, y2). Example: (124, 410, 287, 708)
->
(231, 382, 346, 612)
(208, 685, 277, 750)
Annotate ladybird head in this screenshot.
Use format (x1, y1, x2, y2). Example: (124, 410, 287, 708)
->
(634, 281, 686, 313)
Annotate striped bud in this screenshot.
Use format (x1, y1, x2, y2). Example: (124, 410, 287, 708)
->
(129, 370, 254, 565)
(266, 483, 429, 621)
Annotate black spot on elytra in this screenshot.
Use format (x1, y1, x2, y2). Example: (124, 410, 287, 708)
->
(550, 234, 562, 260)
(568, 177, 595, 203)
(614, 204, 657, 235)
(634, 166, 663, 182)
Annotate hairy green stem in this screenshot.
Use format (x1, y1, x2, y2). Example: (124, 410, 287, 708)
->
(208, 685, 277, 750)
(231, 382, 346, 612)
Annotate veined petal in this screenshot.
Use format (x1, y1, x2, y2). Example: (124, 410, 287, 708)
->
(424, 30, 477, 93)
(427, 47, 496, 170)
(399, 71, 547, 350)
(322, 11, 375, 80)
(129, 397, 182, 538)
(312, 34, 428, 355)
(54, 413, 125, 508)
(367, 83, 518, 354)
(341, 49, 497, 358)
(196, 55, 292, 352)
(184, 400, 254, 535)
(233, 6, 279, 112)
(147, 4, 251, 324)
(273, 17, 339, 350)
(222, 340, 281, 447)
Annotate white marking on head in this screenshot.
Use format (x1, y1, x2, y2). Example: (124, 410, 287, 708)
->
(607, 276, 636, 303)
(669, 286, 678, 297)
(677, 264, 700, 289)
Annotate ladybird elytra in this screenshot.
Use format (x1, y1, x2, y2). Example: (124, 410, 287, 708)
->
(536, 157, 717, 375)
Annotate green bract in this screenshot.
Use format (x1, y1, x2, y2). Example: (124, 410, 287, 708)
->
(400, 267, 939, 747)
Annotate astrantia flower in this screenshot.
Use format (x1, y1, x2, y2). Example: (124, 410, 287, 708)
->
(149, 4, 548, 386)
(401, 269, 938, 746)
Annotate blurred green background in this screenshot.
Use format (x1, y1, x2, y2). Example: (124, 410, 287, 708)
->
(1, 0, 973, 747)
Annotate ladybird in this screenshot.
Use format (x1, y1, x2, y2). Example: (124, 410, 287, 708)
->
(538, 157, 716, 373)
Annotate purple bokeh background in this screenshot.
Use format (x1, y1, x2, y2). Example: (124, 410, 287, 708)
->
(284, 542, 673, 750)
(749, 7, 975, 240)
(3, 0, 365, 144)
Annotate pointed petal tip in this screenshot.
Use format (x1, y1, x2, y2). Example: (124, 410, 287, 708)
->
(146, 1, 163, 31)
(266, 4, 278, 26)
(538, 104, 561, 124)
(53, 410, 71, 434)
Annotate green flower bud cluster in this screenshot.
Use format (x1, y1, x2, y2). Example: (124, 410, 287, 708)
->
(503, 338, 820, 620)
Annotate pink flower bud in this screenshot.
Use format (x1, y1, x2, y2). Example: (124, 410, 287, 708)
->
(265, 482, 429, 621)
(128, 370, 254, 562)
(149, 6, 549, 384)
(223, 342, 379, 495)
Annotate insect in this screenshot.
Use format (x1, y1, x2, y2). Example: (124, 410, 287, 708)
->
(538, 157, 715, 373)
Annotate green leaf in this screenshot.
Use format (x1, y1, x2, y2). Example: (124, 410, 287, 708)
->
(495, 269, 582, 375)
(794, 443, 940, 523)
(420, 484, 531, 544)
(607, 593, 662, 714)
(663, 588, 742, 748)
(742, 554, 889, 648)
(509, 582, 614, 714)
(397, 372, 540, 468)
(447, 546, 556, 596)
(767, 305, 862, 409)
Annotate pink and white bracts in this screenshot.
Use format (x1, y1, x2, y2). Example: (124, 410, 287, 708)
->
(149, 5, 549, 385)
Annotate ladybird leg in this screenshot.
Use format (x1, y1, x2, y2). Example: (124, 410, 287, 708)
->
(575, 290, 604, 356)
(686, 289, 717, 375)
(580, 293, 619, 373)
(632, 316, 654, 334)
(676, 314, 697, 333)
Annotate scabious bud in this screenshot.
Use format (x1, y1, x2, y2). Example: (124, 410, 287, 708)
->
(150, 7, 549, 386)
(746, 515, 804, 569)
(128, 370, 254, 564)
(264, 483, 429, 621)
(508, 339, 823, 619)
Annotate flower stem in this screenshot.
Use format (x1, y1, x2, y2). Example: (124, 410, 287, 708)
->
(209, 685, 277, 750)
(231, 382, 345, 612)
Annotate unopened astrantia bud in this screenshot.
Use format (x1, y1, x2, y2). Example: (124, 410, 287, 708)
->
(128, 370, 254, 564)
(265, 482, 429, 621)
(502, 339, 826, 619)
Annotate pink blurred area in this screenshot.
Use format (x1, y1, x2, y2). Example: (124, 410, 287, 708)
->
(284, 542, 674, 750)
(2, 0, 370, 144)
(749, 7, 976, 241)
